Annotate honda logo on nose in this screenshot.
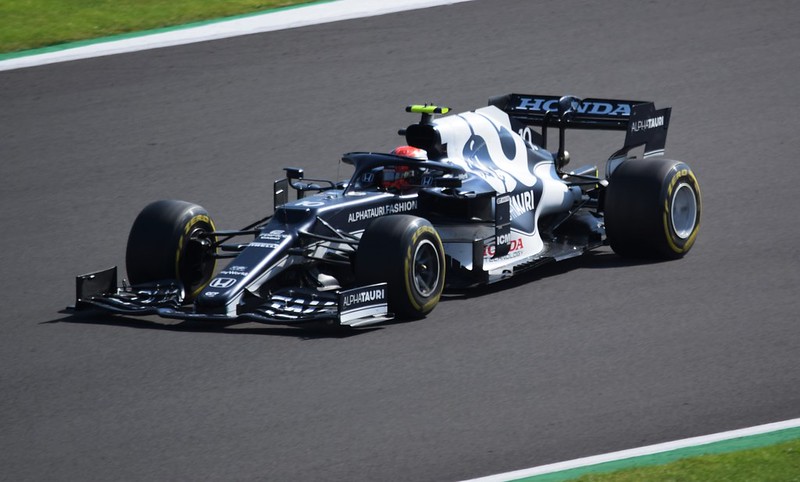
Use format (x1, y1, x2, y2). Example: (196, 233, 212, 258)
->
(209, 277, 236, 289)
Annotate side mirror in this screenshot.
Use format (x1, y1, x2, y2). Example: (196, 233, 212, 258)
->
(284, 167, 304, 180)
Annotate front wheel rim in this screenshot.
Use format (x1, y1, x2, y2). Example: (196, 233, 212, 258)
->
(180, 226, 215, 291)
(412, 239, 441, 298)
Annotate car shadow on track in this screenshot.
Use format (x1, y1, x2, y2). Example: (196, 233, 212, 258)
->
(441, 248, 664, 302)
(46, 310, 378, 339)
(48, 250, 663, 336)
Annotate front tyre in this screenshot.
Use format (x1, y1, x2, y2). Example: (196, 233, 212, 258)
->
(356, 215, 445, 319)
(605, 159, 701, 259)
(125, 200, 217, 301)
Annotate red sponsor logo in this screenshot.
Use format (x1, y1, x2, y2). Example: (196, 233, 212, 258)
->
(484, 238, 524, 257)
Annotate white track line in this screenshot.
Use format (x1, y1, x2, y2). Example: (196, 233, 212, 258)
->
(0, 0, 476, 71)
(464, 418, 800, 482)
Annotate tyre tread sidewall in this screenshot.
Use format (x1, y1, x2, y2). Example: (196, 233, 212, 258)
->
(605, 160, 701, 259)
(125, 200, 216, 300)
(356, 215, 445, 319)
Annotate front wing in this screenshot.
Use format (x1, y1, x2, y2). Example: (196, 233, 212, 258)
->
(73, 267, 392, 328)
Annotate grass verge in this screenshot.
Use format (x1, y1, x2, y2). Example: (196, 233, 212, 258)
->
(0, 0, 318, 54)
(569, 437, 800, 482)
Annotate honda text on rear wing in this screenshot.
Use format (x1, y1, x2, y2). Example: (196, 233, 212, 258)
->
(489, 94, 672, 170)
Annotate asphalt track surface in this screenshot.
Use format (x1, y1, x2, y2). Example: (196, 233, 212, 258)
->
(1, 1, 798, 480)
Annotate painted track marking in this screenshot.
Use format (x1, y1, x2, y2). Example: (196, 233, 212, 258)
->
(464, 418, 800, 481)
(0, 0, 476, 71)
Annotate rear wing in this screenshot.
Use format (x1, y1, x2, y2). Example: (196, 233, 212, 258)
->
(489, 93, 672, 159)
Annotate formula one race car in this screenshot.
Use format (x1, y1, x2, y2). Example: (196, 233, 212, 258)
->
(73, 94, 701, 327)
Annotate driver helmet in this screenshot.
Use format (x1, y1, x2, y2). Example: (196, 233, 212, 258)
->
(391, 145, 427, 160)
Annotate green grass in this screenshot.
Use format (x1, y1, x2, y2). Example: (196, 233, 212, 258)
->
(0, 0, 319, 54)
(568, 438, 800, 482)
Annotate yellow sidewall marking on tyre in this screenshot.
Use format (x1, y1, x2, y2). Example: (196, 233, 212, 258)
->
(663, 168, 700, 254)
(403, 225, 444, 312)
(175, 214, 216, 299)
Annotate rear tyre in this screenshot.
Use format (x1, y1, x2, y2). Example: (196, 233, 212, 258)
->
(125, 200, 217, 301)
(356, 215, 445, 319)
(605, 159, 701, 259)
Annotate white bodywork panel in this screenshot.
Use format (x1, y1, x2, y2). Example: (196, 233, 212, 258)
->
(432, 106, 582, 275)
